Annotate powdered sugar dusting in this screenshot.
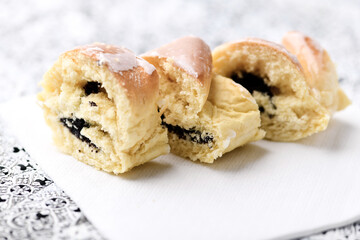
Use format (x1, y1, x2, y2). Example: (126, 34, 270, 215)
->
(142, 36, 212, 81)
(79, 43, 154, 75)
(103, 52, 137, 72)
(137, 58, 156, 75)
(231, 38, 304, 72)
(282, 32, 325, 76)
(80, 46, 105, 55)
(173, 54, 199, 78)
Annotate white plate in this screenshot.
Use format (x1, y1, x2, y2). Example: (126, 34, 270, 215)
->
(1, 96, 360, 240)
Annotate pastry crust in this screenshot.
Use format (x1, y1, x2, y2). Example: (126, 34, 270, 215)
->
(282, 31, 351, 113)
(38, 43, 169, 174)
(143, 36, 264, 163)
(212, 38, 330, 141)
(167, 74, 265, 163)
(66, 43, 159, 112)
(142, 36, 212, 119)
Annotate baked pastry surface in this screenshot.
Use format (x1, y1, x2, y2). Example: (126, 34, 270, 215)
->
(143, 37, 264, 163)
(38, 43, 169, 174)
(166, 74, 265, 163)
(282, 31, 351, 114)
(212, 38, 330, 141)
(142, 36, 212, 121)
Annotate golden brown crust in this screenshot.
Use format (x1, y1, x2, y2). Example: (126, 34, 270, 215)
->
(282, 32, 332, 91)
(38, 43, 169, 174)
(214, 38, 305, 74)
(212, 38, 330, 141)
(142, 36, 212, 88)
(141, 36, 213, 118)
(282, 31, 351, 112)
(63, 43, 159, 107)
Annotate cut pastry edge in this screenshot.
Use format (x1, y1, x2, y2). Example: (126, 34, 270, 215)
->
(141, 36, 212, 84)
(38, 43, 169, 174)
(40, 51, 132, 147)
(281, 31, 351, 114)
(141, 36, 213, 118)
(141, 37, 220, 161)
(44, 108, 169, 174)
(161, 74, 265, 163)
(168, 127, 264, 164)
(142, 56, 210, 119)
(212, 39, 330, 141)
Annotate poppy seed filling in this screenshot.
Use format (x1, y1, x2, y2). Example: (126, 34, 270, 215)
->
(231, 72, 275, 97)
(231, 71, 278, 117)
(60, 117, 99, 150)
(161, 115, 214, 146)
(84, 81, 102, 96)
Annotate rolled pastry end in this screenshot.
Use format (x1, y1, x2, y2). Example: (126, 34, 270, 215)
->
(213, 38, 330, 141)
(282, 31, 351, 114)
(142, 36, 212, 120)
(166, 74, 265, 163)
(38, 43, 169, 174)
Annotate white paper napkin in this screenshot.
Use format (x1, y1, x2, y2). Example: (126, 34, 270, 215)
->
(1, 96, 360, 240)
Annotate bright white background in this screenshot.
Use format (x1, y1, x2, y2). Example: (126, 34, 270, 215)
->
(0, 0, 359, 105)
